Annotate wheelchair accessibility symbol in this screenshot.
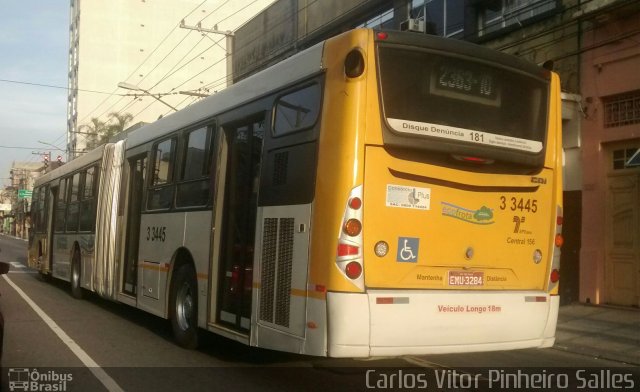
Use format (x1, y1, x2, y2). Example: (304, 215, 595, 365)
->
(396, 237, 419, 263)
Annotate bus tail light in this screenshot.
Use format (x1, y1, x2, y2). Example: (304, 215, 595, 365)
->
(345, 262, 362, 279)
(453, 155, 495, 165)
(336, 185, 364, 290)
(548, 206, 563, 293)
(550, 269, 560, 283)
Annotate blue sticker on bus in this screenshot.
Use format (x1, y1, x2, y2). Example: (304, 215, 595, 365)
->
(397, 237, 419, 263)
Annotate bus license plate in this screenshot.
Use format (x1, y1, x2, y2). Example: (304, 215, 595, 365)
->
(448, 271, 484, 286)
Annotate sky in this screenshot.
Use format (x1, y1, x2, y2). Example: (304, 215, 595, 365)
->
(0, 1, 69, 186)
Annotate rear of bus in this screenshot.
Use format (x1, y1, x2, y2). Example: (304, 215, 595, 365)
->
(321, 30, 562, 357)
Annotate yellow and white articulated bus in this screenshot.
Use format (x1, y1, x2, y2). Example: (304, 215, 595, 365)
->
(29, 28, 563, 357)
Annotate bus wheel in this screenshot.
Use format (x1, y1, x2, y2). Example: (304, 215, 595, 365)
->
(169, 264, 198, 349)
(70, 249, 83, 299)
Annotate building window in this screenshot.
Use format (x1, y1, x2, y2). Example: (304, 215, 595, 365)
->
(478, 0, 556, 36)
(359, 8, 395, 29)
(604, 90, 640, 128)
(612, 148, 640, 170)
(411, 0, 464, 37)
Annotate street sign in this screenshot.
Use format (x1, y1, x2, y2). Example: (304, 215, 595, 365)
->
(18, 189, 32, 199)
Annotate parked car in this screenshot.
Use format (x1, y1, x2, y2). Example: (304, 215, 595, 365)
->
(0, 260, 9, 363)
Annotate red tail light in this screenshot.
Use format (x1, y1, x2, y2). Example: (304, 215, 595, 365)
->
(550, 269, 560, 283)
(557, 216, 563, 226)
(345, 261, 362, 279)
(453, 155, 495, 164)
(555, 234, 564, 248)
(348, 197, 362, 210)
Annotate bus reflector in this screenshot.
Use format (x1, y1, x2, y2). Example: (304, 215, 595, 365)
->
(376, 297, 410, 304)
(345, 261, 362, 279)
(343, 219, 362, 237)
(376, 32, 388, 40)
(374, 241, 389, 257)
(525, 296, 548, 302)
(550, 269, 560, 283)
(557, 216, 563, 226)
(337, 243, 359, 257)
(555, 234, 564, 247)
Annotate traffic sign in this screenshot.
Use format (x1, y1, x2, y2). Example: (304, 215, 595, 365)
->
(18, 189, 32, 199)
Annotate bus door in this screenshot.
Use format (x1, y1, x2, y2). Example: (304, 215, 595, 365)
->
(44, 185, 58, 275)
(215, 118, 264, 332)
(122, 155, 146, 296)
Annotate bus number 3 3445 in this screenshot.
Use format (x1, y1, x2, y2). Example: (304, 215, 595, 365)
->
(146, 226, 167, 242)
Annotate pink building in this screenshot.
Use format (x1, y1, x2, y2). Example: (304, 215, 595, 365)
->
(580, 3, 640, 306)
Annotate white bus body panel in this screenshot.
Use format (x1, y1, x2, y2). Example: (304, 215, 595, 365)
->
(251, 204, 313, 353)
(327, 291, 559, 357)
(136, 210, 211, 319)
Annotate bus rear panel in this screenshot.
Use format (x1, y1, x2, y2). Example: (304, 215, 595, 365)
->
(322, 30, 562, 357)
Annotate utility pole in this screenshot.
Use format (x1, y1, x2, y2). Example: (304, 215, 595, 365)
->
(179, 20, 234, 86)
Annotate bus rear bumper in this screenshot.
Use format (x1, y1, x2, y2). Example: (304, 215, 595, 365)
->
(327, 291, 559, 358)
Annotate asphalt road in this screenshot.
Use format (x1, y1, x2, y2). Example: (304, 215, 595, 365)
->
(0, 234, 635, 392)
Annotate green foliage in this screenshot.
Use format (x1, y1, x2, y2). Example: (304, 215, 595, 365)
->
(81, 112, 133, 150)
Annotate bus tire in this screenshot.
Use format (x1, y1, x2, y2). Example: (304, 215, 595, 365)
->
(169, 264, 198, 349)
(70, 249, 83, 299)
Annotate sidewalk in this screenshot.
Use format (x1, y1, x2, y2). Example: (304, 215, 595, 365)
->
(554, 302, 640, 365)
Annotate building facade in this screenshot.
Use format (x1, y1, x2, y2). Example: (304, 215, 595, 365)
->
(3, 162, 45, 239)
(579, 0, 640, 307)
(67, 0, 276, 159)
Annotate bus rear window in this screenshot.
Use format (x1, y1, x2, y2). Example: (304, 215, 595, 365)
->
(377, 46, 549, 156)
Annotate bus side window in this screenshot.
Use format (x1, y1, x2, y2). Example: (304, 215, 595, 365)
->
(65, 172, 81, 233)
(147, 137, 177, 210)
(272, 83, 321, 137)
(176, 126, 211, 208)
(54, 178, 68, 232)
(79, 166, 97, 231)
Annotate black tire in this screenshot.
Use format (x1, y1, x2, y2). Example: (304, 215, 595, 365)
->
(70, 249, 83, 299)
(169, 264, 199, 349)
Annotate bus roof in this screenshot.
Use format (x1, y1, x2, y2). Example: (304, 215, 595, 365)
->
(126, 40, 325, 150)
(34, 143, 106, 187)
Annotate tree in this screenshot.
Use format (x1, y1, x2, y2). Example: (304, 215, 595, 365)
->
(101, 112, 134, 143)
(80, 118, 107, 151)
(79, 112, 133, 151)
